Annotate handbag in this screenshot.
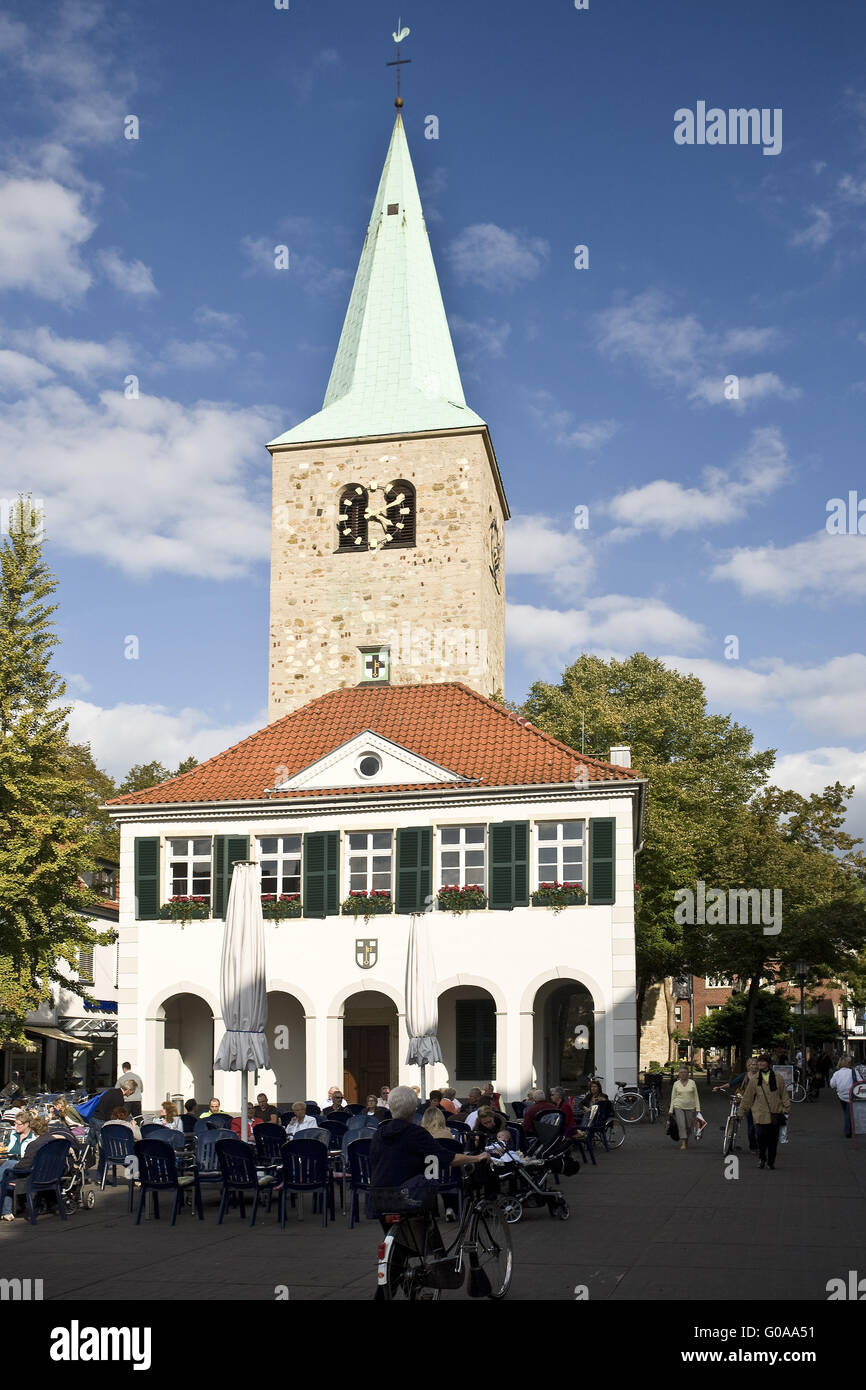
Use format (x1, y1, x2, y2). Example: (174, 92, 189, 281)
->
(666, 1112, 679, 1141)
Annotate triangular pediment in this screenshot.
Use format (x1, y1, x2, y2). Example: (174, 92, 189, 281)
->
(276, 729, 463, 791)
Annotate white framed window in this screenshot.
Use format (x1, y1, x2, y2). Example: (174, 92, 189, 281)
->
(439, 825, 486, 888)
(168, 837, 211, 899)
(347, 831, 392, 893)
(259, 835, 302, 895)
(535, 820, 585, 887)
(705, 975, 732, 990)
(674, 1006, 682, 1023)
(706, 1005, 723, 1016)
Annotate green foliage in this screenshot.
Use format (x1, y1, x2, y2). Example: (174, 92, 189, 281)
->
(0, 498, 103, 1043)
(692, 990, 794, 1050)
(117, 755, 198, 794)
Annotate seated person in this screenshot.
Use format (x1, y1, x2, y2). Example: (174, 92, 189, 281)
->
(468, 1106, 510, 1155)
(522, 1088, 558, 1136)
(286, 1102, 318, 1136)
(203, 1097, 230, 1119)
(253, 1092, 279, 1123)
(107, 1106, 142, 1142)
(439, 1088, 459, 1115)
(230, 1102, 263, 1138)
(322, 1089, 348, 1117)
(574, 1079, 607, 1124)
(157, 1101, 182, 1131)
(364, 1094, 390, 1122)
(184, 1099, 200, 1118)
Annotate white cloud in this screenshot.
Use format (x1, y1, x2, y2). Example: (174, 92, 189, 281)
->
(159, 338, 237, 371)
(97, 248, 157, 298)
(194, 306, 244, 334)
(771, 747, 866, 842)
(606, 426, 789, 536)
(507, 596, 706, 672)
(67, 700, 263, 783)
(0, 176, 94, 300)
(690, 372, 800, 406)
(8, 326, 132, 380)
(64, 672, 92, 695)
(837, 174, 866, 204)
(507, 515, 595, 597)
(711, 531, 866, 602)
(0, 349, 54, 393)
(447, 224, 549, 291)
(527, 390, 619, 451)
(593, 291, 794, 405)
(662, 653, 866, 739)
(450, 315, 511, 359)
(790, 206, 833, 249)
(240, 236, 349, 296)
(0, 382, 280, 579)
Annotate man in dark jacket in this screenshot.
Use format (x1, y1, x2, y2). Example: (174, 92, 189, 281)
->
(370, 1086, 487, 1191)
(93, 1079, 135, 1124)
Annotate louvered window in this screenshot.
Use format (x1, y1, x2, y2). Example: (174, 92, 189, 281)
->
(338, 485, 368, 549)
(455, 999, 496, 1080)
(383, 479, 416, 547)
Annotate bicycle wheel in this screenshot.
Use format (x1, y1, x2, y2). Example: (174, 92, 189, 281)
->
(722, 1115, 738, 1156)
(378, 1225, 440, 1301)
(614, 1092, 645, 1123)
(470, 1200, 513, 1299)
(603, 1118, 625, 1149)
(648, 1092, 659, 1123)
(789, 1083, 806, 1104)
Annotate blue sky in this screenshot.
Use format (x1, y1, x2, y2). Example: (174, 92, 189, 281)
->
(1, 0, 865, 830)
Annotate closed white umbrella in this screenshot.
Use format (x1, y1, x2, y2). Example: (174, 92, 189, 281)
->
(404, 912, 442, 1101)
(214, 862, 270, 1141)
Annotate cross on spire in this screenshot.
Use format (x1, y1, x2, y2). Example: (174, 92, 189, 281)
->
(387, 17, 411, 107)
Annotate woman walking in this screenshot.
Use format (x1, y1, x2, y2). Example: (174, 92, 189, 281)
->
(737, 1055, 791, 1169)
(669, 1067, 701, 1150)
(829, 1054, 866, 1138)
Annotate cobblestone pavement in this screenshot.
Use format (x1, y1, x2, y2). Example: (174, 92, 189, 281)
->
(1, 1091, 862, 1301)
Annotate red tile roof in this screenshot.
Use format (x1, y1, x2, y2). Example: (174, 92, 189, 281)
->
(107, 682, 641, 807)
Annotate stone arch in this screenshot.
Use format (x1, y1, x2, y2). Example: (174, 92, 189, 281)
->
(327, 978, 404, 1019)
(436, 973, 507, 1014)
(145, 981, 221, 1022)
(519, 967, 605, 1018)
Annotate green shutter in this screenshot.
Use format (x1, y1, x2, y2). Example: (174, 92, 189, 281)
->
(134, 837, 160, 921)
(303, 831, 339, 918)
(455, 999, 496, 1079)
(589, 817, 616, 905)
(489, 821, 529, 910)
(212, 835, 248, 918)
(396, 827, 432, 915)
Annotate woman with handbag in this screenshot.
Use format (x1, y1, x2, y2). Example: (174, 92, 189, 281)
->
(669, 1067, 701, 1151)
(737, 1055, 791, 1169)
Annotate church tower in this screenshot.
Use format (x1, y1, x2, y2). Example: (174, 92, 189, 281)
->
(267, 111, 508, 721)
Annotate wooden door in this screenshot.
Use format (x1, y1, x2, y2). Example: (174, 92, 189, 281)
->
(343, 1025, 390, 1104)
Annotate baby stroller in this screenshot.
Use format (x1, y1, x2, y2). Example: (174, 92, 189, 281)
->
(58, 1129, 98, 1215)
(489, 1121, 573, 1224)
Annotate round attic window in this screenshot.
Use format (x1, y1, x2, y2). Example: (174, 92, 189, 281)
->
(358, 754, 382, 778)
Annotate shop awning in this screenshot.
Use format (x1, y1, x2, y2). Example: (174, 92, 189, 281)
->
(24, 1025, 94, 1051)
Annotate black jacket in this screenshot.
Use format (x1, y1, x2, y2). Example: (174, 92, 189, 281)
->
(369, 1118, 458, 1188)
(94, 1087, 125, 1122)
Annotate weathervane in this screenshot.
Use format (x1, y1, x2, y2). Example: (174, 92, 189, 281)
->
(387, 18, 411, 108)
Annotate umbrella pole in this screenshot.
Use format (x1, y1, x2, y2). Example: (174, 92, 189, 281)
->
(420, 1061, 426, 1104)
(241, 1069, 248, 1142)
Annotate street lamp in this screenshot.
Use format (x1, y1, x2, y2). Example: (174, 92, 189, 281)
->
(794, 959, 808, 1079)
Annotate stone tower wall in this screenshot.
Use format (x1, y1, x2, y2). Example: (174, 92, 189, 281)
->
(268, 428, 507, 720)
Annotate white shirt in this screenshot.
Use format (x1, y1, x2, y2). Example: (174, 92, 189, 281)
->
(830, 1066, 865, 1102)
(287, 1114, 318, 1134)
(465, 1110, 479, 1131)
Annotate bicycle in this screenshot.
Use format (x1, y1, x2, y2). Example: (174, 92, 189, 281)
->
(612, 1081, 646, 1124)
(789, 1068, 806, 1104)
(640, 1080, 661, 1124)
(372, 1171, 514, 1301)
(722, 1095, 740, 1156)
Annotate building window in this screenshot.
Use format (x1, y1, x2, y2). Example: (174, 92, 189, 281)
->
(347, 832, 392, 893)
(706, 1005, 723, 1016)
(439, 825, 485, 888)
(455, 998, 496, 1079)
(383, 479, 416, 547)
(338, 485, 368, 550)
(674, 1006, 682, 1023)
(536, 820, 585, 887)
(705, 975, 732, 989)
(168, 838, 212, 900)
(78, 948, 94, 983)
(259, 835, 302, 896)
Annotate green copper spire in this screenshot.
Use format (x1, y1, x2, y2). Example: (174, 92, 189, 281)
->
(269, 113, 484, 447)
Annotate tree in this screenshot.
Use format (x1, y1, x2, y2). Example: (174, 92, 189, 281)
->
(61, 741, 119, 861)
(117, 755, 198, 794)
(0, 498, 104, 1044)
(520, 653, 774, 1017)
(692, 990, 793, 1052)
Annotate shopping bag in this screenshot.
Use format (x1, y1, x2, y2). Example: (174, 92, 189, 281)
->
(694, 1112, 707, 1141)
(666, 1113, 679, 1141)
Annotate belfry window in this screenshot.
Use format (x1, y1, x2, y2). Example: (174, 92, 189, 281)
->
(383, 479, 416, 547)
(338, 485, 368, 549)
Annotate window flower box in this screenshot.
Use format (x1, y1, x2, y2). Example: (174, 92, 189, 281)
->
(158, 895, 210, 925)
(261, 893, 302, 921)
(437, 884, 487, 914)
(341, 890, 393, 921)
(531, 882, 586, 912)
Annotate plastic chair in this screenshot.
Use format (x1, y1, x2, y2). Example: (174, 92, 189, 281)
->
(215, 1138, 276, 1225)
(180, 1113, 198, 1134)
(511, 1101, 526, 1119)
(278, 1139, 335, 1227)
(343, 1137, 373, 1229)
(98, 1123, 136, 1206)
(434, 1136, 464, 1221)
(319, 1117, 348, 1151)
(206, 1113, 233, 1130)
(141, 1124, 185, 1150)
(254, 1123, 287, 1171)
(344, 1104, 365, 1116)
(288, 1125, 329, 1146)
(304, 1101, 322, 1117)
(134, 1140, 203, 1225)
(446, 1120, 471, 1149)
(505, 1123, 524, 1153)
(4, 1138, 71, 1225)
